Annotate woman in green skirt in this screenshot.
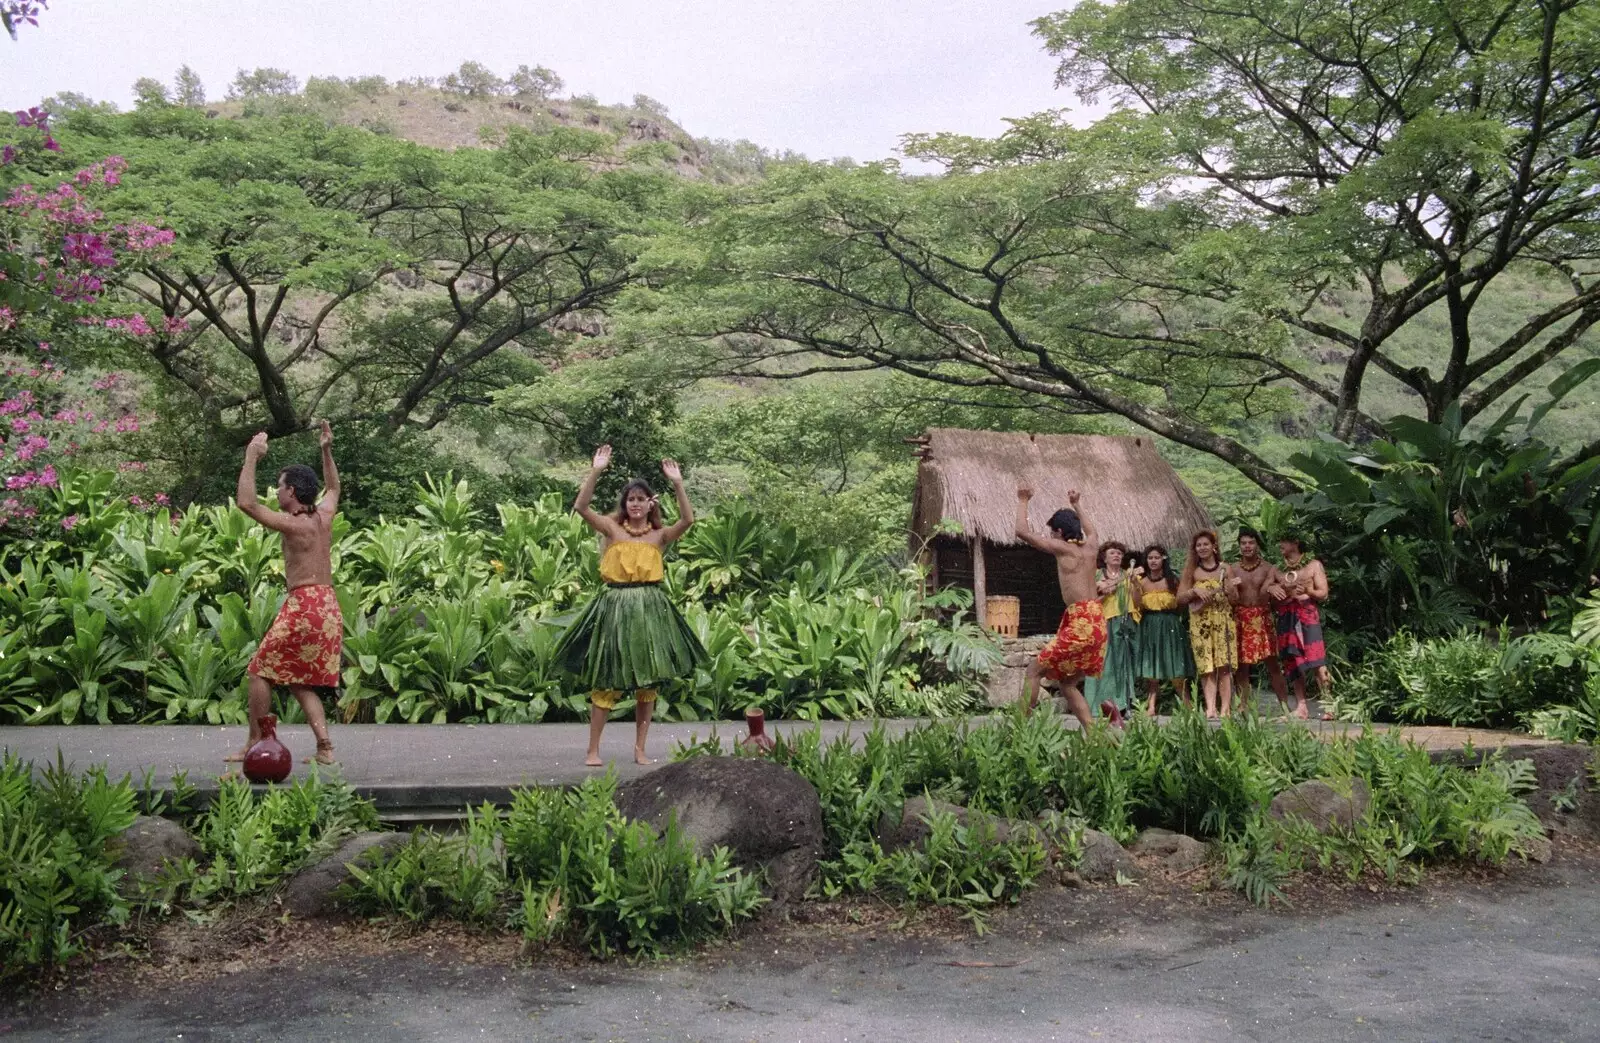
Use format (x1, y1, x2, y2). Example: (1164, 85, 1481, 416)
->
(1085, 541, 1138, 723)
(1131, 545, 1193, 715)
(557, 444, 707, 766)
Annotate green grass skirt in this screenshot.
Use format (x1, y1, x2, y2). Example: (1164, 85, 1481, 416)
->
(553, 583, 708, 691)
(1135, 610, 1195, 682)
(1085, 612, 1138, 713)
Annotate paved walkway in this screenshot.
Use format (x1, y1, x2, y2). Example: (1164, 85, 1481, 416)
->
(1, 713, 1557, 821)
(0, 719, 925, 819)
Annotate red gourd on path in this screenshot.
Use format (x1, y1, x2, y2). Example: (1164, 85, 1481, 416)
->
(740, 708, 775, 753)
(243, 714, 292, 783)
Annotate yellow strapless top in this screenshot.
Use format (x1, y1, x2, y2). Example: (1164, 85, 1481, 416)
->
(600, 541, 664, 584)
(1141, 590, 1179, 612)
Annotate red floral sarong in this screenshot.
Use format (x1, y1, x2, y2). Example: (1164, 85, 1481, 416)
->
(1038, 599, 1107, 680)
(248, 584, 343, 689)
(1235, 604, 1275, 665)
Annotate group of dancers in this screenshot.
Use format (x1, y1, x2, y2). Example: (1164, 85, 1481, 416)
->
(224, 432, 1330, 770)
(1015, 486, 1331, 729)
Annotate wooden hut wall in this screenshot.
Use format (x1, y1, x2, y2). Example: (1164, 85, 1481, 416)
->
(933, 536, 1067, 636)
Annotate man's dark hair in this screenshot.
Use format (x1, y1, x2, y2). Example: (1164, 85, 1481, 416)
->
(1047, 508, 1083, 542)
(1278, 532, 1306, 552)
(1238, 527, 1263, 547)
(279, 464, 319, 510)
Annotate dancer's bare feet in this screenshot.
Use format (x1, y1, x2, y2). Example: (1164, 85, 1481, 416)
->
(634, 747, 653, 765)
(303, 740, 336, 766)
(584, 752, 604, 767)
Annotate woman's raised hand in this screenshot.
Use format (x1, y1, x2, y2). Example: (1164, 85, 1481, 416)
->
(591, 444, 613, 471)
(661, 458, 683, 483)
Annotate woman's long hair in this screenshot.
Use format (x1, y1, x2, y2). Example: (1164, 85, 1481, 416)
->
(1181, 530, 1221, 590)
(1141, 544, 1178, 594)
(612, 478, 663, 530)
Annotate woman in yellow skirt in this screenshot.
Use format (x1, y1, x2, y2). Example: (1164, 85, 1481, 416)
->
(1178, 530, 1240, 719)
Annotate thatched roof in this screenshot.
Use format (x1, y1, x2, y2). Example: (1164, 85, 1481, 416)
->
(910, 429, 1213, 551)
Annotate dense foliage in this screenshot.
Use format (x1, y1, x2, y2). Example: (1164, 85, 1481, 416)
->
(1278, 402, 1600, 642)
(686, 709, 1547, 912)
(343, 775, 765, 956)
(0, 469, 997, 727)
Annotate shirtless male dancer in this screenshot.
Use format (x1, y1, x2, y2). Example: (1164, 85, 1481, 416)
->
(1231, 529, 1289, 714)
(1015, 486, 1105, 730)
(1266, 534, 1330, 720)
(227, 421, 342, 766)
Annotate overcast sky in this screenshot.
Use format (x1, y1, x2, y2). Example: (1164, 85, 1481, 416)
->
(0, 0, 1098, 162)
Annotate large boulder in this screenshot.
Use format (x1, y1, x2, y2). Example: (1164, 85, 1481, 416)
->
(614, 757, 824, 903)
(111, 815, 203, 887)
(1077, 829, 1136, 882)
(875, 795, 1020, 853)
(281, 831, 408, 918)
(1269, 777, 1372, 833)
(1129, 828, 1210, 874)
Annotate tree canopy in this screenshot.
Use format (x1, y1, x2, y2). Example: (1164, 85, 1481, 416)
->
(34, 107, 682, 488)
(632, 0, 1600, 494)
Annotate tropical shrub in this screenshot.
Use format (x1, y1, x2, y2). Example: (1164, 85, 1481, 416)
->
(681, 709, 1547, 910)
(343, 775, 766, 956)
(170, 773, 380, 905)
(0, 754, 137, 981)
(1255, 401, 1600, 653)
(1329, 629, 1595, 729)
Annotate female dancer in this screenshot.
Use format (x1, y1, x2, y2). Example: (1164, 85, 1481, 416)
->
(1084, 541, 1138, 722)
(1130, 545, 1193, 715)
(1178, 530, 1240, 718)
(557, 445, 708, 765)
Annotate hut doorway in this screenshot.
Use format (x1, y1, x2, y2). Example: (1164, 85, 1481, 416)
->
(930, 536, 1065, 637)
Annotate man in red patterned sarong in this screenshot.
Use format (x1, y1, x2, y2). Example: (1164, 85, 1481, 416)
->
(1268, 534, 1330, 720)
(1015, 486, 1107, 730)
(225, 420, 343, 766)
(1231, 529, 1289, 715)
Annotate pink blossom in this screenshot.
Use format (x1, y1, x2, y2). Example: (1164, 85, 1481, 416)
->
(0, 391, 34, 415)
(91, 373, 122, 390)
(13, 434, 49, 462)
(60, 514, 78, 530)
(113, 414, 140, 433)
(37, 465, 56, 487)
(161, 316, 189, 334)
(120, 223, 175, 250)
(63, 232, 116, 268)
(128, 494, 144, 507)
(53, 409, 77, 423)
(10, 418, 29, 433)
(154, 492, 170, 506)
(103, 314, 155, 336)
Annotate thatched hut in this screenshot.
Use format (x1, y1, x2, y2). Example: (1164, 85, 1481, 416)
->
(909, 429, 1214, 636)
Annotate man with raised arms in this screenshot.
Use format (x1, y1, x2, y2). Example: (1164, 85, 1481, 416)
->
(226, 421, 342, 766)
(1015, 486, 1105, 730)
